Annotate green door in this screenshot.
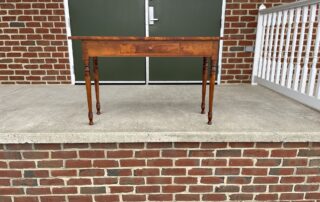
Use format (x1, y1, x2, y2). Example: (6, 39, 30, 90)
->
(69, 0, 146, 83)
(149, 0, 222, 82)
(69, 0, 222, 83)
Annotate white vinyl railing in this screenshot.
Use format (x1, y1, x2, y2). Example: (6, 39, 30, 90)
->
(252, 0, 320, 111)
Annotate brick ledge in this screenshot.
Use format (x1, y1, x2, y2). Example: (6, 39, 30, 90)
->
(1, 132, 320, 143)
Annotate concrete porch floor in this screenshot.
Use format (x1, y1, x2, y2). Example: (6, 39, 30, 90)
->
(0, 85, 320, 143)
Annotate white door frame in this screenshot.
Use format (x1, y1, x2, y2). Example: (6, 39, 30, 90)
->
(63, 0, 75, 85)
(64, 0, 226, 85)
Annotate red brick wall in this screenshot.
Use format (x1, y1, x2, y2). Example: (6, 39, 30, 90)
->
(0, 0, 71, 84)
(0, 0, 300, 84)
(221, 0, 298, 84)
(0, 142, 319, 201)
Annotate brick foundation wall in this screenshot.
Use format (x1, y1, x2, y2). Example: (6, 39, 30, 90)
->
(0, 142, 319, 201)
(0, 0, 71, 84)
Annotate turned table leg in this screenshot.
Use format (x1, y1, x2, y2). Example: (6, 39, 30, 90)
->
(208, 57, 217, 125)
(93, 57, 101, 115)
(201, 57, 208, 114)
(84, 57, 93, 125)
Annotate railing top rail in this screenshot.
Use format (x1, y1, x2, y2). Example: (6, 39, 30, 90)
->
(260, 0, 320, 14)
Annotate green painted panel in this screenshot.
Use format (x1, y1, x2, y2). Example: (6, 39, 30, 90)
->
(149, 0, 222, 81)
(69, 0, 146, 81)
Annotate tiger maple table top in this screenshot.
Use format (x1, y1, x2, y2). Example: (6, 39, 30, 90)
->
(69, 36, 223, 58)
(68, 36, 223, 41)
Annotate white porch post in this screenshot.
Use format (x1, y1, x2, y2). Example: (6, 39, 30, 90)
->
(252, 4, 266, 85)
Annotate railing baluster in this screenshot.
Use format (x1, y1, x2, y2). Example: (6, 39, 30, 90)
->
(316, 70, 320, 99)
(280, 9, 294, 86)
(307, 3, 320, 96)
(271, 11, 282, 83)
(275, 11, 285, 84)
(266, 13, 277, 81)
(300, 4, 317, 94)
(262, 14, 272, 79)
(287, 7, 301, 88)
(293, 6, 309, 91)
(258, 14, 267, 78)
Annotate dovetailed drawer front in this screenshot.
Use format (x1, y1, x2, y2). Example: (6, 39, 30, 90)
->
(120, 42, 180, 55)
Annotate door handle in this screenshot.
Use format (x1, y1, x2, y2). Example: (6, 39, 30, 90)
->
(149, 6, 158, 25)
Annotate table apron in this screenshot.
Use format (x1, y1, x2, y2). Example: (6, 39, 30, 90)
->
(83, 41, 218, 57)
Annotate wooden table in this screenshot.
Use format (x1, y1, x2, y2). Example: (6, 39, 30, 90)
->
(69, 36, 221, 125)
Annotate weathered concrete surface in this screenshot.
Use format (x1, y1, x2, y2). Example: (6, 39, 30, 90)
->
(0, 85, 319, 143)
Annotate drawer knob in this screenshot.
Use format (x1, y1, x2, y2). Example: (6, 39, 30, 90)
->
(148, 46, 153, 50)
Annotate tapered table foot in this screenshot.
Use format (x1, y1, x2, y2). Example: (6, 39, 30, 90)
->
(88, 112, 94, 125)
(201, 103, 206, 114)
(96, 102, 101, 115)
(207, 112, 212, 125)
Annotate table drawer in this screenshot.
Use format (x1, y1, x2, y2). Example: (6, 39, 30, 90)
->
(120, 42, 180, 54)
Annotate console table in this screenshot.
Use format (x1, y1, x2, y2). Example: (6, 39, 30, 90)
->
(69, 36, 221, 125)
